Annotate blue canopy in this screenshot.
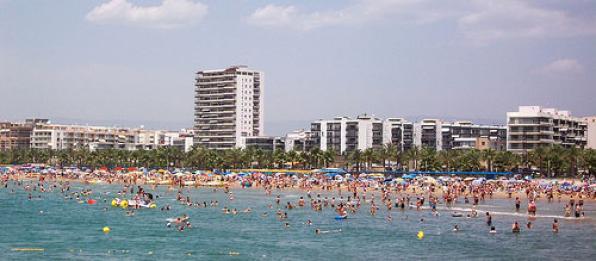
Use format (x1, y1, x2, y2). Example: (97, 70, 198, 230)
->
(318, 168, 347, 174)
(402, 174, 417, 179)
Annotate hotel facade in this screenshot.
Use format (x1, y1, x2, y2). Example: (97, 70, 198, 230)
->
(193, 66, 264, 149)
(506, 106, 587, 153)
(280, 115, 505, 154)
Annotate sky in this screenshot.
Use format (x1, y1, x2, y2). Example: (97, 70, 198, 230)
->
(1, 0, 595, 135)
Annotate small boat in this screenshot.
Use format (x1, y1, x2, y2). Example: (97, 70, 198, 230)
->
(334, 215, 348, 220)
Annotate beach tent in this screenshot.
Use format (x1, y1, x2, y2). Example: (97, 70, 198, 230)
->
(471, 178, 486, 186)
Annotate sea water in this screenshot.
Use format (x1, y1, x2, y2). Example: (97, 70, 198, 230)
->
(1, 182, 594, 260)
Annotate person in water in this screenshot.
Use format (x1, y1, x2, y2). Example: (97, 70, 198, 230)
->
(486, 212, 492, 226)
(489, 226, 496, 234)
(512, 221, 521, 233)
(552, 219, 559, 233)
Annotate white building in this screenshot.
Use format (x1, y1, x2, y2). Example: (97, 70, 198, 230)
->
(383, 118, 414, 151)
(29, 122, 193, 152)
(194, 65, 264, 149)
(283, 129, 311, 152)
(30, 124, 142, 151)
(413, 119, 506, 151)
(507, 106, 587, 153)
(309, 115, 384, 154)
(581, 116, 596, 149)
(413, 119, 443, 150)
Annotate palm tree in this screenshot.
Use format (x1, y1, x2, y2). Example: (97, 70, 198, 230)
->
(273, 149, 287, 168)
(460, 149, 481, 171)
(527, 146, 547, 175)
(437, 150, 457, 171)
(286, 150, 299, 169)
(404, 147, 421, 171)
(362, 148, 376, 171)
(582, 149, 596, 176)
(322, 149, 336, 168)
(566, 146, 581, 177)
(481, 148, 497, 172)
(419, 147, 438, 171)
(376, 145, 391, 170)
(384, 143, 401, 170)
(347, 149, 362, 171)
(298, 151, 310, 169)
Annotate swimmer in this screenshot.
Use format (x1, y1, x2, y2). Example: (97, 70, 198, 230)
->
(453, 224, 459, 232)
(512, 221, 521, 233)
(489, 226, 496, 234)
(552, 219, 559, 233)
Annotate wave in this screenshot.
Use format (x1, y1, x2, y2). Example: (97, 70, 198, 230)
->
(407, 204, 587, 220)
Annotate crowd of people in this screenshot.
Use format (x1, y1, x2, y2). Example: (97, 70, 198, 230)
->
(1, 169, 593, 236)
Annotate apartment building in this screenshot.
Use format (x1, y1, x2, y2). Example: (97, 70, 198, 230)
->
(507, 106, 587, 152)
(413, 119, 443, 150)
(383, 118, 414, 152)
(30, 124, 140, 151)
(194, 65, 264, 149)
(283, 130, 311, 152)
(441, 121, 507, 151)
(0, 119, 48, 151)
(308, 115, 384, 154)
(243, 136, 285, 151)
(413, 119, 506, 151)
(583, 116, 596, 149)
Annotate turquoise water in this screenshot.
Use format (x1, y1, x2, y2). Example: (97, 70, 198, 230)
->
(1, 182, 594, 260)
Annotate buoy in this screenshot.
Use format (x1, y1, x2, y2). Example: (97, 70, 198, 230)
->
(88, 199, 97, 205)
(111, 199, 117, 207)
(120, 200, 128, 209)
(103, 226, 110, 234)
(149, 203, 157, 209)
(417, 231, 424, 240)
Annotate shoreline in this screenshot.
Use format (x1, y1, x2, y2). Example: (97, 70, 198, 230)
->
(6, 174, 594, 202)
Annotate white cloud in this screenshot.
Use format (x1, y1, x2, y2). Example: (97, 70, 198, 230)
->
(247, 0, 455, 31)
(248, 0, 596, 44)
(536, 59, 584, 74)
(458, 0, 596, 43)
(86, 0, 208, 29)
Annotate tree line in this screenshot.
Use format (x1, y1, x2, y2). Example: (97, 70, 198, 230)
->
(0, 144, 594, 177)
